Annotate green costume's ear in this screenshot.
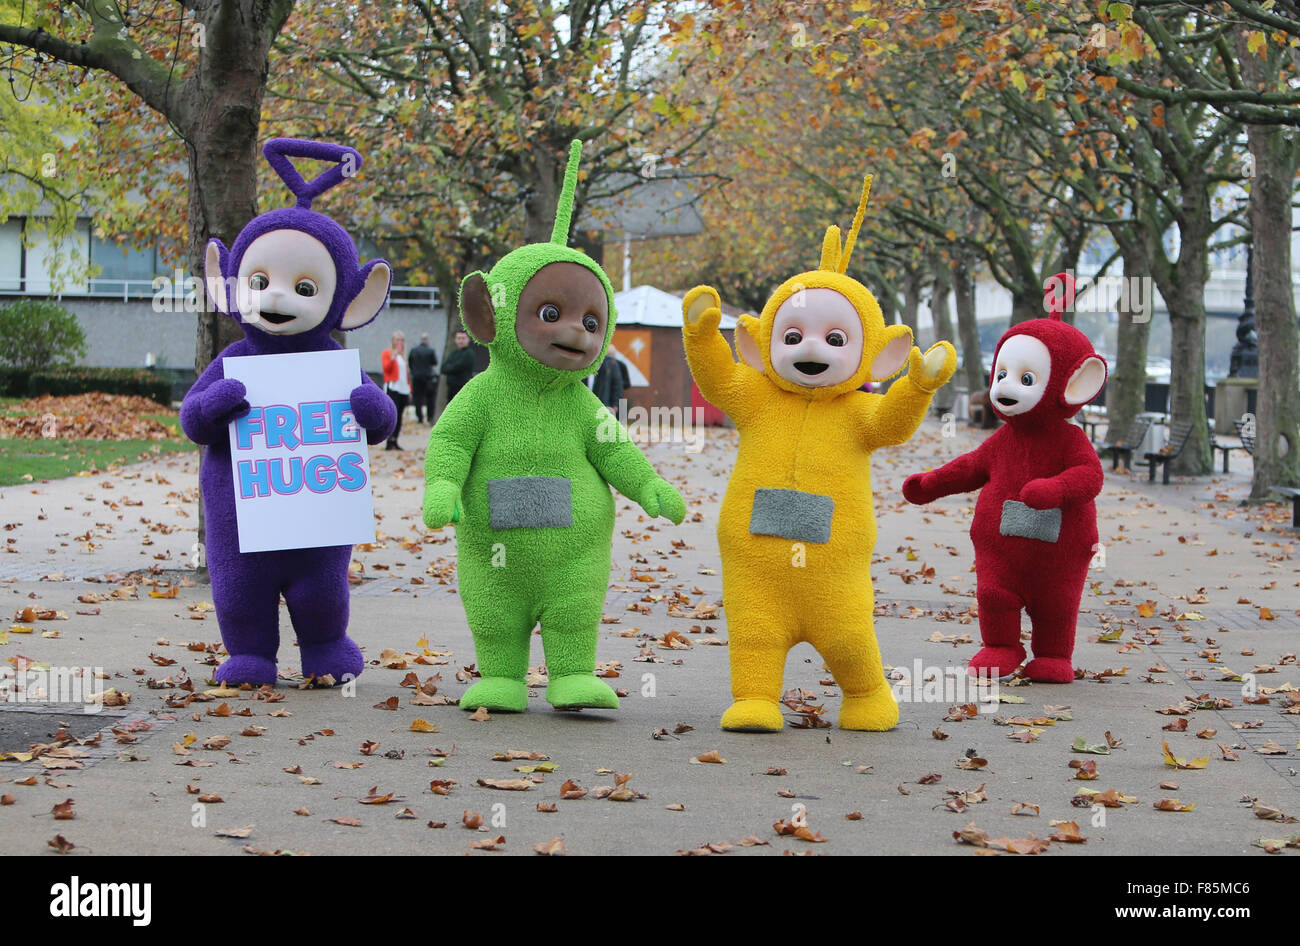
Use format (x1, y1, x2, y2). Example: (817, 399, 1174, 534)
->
(460, 271, 496, 344)
(550, 139, 584, 246)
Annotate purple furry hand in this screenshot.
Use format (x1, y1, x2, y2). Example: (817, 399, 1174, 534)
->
(350, 383, 396, 445)
(201, 379, 250, 426)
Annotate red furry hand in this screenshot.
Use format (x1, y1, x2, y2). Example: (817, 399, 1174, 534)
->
(902, 472, 936, 505)
(1020, 477, 1063, 509)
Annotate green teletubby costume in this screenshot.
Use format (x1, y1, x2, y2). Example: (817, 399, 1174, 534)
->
(423, 140, 686, 713)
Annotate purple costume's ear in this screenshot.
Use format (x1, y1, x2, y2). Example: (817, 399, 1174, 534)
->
(340, 259, 392, 331)
(204, 239, 232, 315)
(263, 138, 364, 210)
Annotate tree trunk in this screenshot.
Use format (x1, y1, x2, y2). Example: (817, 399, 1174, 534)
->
(1247, 122, 1300, 498)
(1161, 267, 1212, 476)
(952, 257, 984, 396)
(1010, 292, 1039, 328)
(929, 263, 956, 408)
(875, 275, 898, 327)
(524, 144, 562, 244)
(1107, 247, 1152, 449)
(900, 267, 922, 340)
(435, 273, 462, 419)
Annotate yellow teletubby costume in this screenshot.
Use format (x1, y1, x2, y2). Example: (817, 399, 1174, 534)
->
(683, 175, 957, 732)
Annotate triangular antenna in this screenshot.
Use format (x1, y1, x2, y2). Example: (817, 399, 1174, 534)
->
(837, 174, 873, 274)
(1043, 271, 1074, 321)
(550, 139, 584, 245)
(263, 138, 363, 210)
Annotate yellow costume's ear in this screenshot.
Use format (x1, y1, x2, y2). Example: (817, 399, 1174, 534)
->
(870, 324, 913, 381)
(735, 315, 764, 371)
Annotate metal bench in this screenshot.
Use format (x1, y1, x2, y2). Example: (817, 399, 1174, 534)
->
(1105, 414, 1153, 471)
(1212, 418, 1256, 474)
(1272, 487, 1300, 528)
(1145, 419, 1198, 484)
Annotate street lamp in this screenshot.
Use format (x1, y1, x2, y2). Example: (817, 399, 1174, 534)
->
(1230, 204, 1259, 378)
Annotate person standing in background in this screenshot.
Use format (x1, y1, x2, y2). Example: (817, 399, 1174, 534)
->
(381, 330, 410, 450)
(408, 332, 439, 423)
(590, 354, 625, 412)
(442, 329, 476, 403)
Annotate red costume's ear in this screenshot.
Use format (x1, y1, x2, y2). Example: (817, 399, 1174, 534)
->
(1064, 355, 1107, 406)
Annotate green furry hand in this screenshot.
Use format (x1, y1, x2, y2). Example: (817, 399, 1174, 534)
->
(638, 477, 686, 524)
(423, 479, 462, 529)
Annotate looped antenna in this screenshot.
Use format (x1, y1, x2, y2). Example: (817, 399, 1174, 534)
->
(550, 139, 584, 245)
(1043, 271, 1074, 321)
(263, 138, 364, 210)
(837, 174, 873, 274)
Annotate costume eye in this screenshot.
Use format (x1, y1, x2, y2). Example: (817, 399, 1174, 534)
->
(248, 273, 269, 291)
(826, 331, 846, 347)
(784, 330, 802, 345)
(1020, 372, 1035, 386)
(996, 369, 1008, 381)
(539, 303, 560, 323)
(295, 279, 318, 297)
(582, 314, 600, 333)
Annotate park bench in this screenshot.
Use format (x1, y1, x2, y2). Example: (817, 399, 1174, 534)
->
(1212, 418, 1256, 474)
(1104, 414, 1153, 471)
(1272, 487, 1300, 528)
(1078, 406, 1107, 444)
(1146, 419, 1200, 484)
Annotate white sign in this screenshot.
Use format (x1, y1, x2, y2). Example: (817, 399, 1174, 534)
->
(224, 349, 376, 553)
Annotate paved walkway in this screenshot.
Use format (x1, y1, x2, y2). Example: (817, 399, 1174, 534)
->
(0, 416, 1297, 856)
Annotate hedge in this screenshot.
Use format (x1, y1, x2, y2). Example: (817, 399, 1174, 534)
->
(24, 367, 173, 405)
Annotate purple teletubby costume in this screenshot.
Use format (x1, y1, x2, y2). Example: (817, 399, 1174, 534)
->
(180, 138, 397, 686)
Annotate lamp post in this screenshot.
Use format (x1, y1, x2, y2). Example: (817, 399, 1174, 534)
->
(1230, 213, 1259, 378)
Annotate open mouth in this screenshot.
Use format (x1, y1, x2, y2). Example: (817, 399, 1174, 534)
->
(996, 396, 1018, 407)
(794, 361, 828, 376)
(552, 343, 586, 357)
(258, 311, 295, 326)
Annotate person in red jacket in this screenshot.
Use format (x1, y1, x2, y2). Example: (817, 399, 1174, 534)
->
(903, 273, 1107, 682)
(380, 330, 410, 450)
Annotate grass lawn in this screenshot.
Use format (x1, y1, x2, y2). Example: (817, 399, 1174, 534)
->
(0, 406, 195, 486)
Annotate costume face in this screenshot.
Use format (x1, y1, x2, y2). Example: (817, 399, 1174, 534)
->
(990, 334, 1051, 416)
(235, 229, 338, 334)
(768, 288, 865, 388)
(513, 261, 609, 371)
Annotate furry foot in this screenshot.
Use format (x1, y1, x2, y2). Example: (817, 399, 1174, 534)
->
(839, 688, 900, 731)
(462, 676, 528, 712)
(969, 645, 1026, 679)
(214, 654, 277, 687)
(546, 674, 619, 710)
(720, 698, 784, 732)
(299, 637, 364, 683)
(1023, 656, 1075, 683)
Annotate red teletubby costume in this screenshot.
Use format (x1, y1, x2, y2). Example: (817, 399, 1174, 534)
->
(903, 273, 1108, 682)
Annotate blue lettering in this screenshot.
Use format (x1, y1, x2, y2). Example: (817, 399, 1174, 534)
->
(304, 455, 337, 493)
(234, 407, 263, 449)
(237, 459, 271, 498)
(263, 405, 300, 450)
(329, 399, 361, 443)
(269, 456, 303, 494)
(301, 402, 330, 445)
(337, 452, 366, 491)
